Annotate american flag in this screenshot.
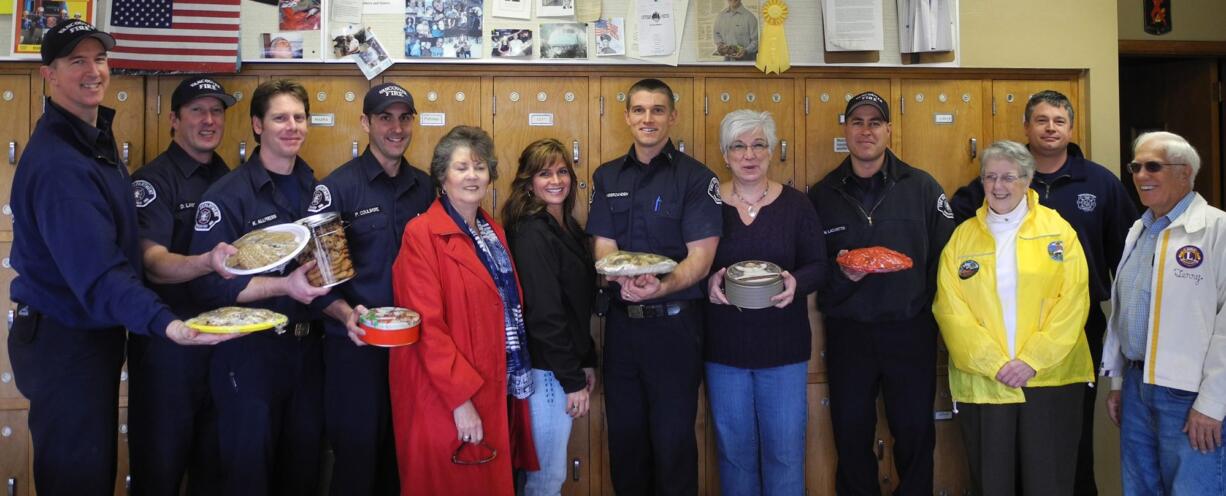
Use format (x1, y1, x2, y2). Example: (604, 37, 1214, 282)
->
(594, 20, 621, 40)
(108, 0, 241, 73)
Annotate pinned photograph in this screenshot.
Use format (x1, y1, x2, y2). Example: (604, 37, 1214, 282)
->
(492, 0, 531, 20)
(279, 0, 321, 31)
(404, 0, 483, 58)
(491, 29, 533, 57)
(594, 17, 625, 56)
(540, 22, 587, 59)
(350, 27, 394, 80)
(13, 0, 94, 55)
(263, 32, 304, 59)
(537, 0, 574, 17)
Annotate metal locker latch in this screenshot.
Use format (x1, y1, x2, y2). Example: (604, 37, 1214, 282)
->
(780, 140, 788, 162)
(7, 141, 14, 165)
(238, 140, 247, 163)
(572, 140, 580, 165)
(572, 458, 581, 481)
(352, 141, 359, 159)
(678, 140, 686, 153)
(122, 142, 130, 167)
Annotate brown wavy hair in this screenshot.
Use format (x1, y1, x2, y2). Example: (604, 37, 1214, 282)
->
(501, 138, 579, 233)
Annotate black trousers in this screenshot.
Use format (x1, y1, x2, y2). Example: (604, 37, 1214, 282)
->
(322, 335, 399, 496)
(825, 314, 937, 496)
(1074, 304, 1106, 496)
(958, 383, 1085, 496)
(126, 334, 221, 496)
(8, 306, 125, 496)
(209, 327, 324, 496)
(603, 304, 703, 496)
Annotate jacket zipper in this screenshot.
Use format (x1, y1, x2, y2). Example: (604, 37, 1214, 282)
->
(1037, 173, 1072, 200)
(837, 180, 897, 226)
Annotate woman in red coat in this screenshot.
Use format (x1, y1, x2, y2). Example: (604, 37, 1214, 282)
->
(389, 126, 537, 495)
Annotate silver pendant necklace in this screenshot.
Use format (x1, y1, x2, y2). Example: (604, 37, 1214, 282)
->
(732, 183, 769, 218)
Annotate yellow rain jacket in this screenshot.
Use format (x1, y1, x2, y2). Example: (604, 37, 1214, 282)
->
(934, 190, 1094, 404)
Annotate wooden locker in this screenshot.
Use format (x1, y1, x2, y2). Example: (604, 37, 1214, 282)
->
(990, 79, 1076, 146)
(806, 383, 838, 495)
(898, 79, 986, 195)
(490, 77, 588, 222)
(807, 294, 827, 381)
(147, 76, 260, 170)
(596, 77, 697, 165)
(114, 407, 130, 496)
(874, 397, 900, 495)
(381, 76, 483, 176)
(932, 374, 970, 496)
(264, 76, 371, 180)
(803, 79, 892, 189)
(0, 409, 31, 496)
(0, 75, 31, 232)
(703, 78, 798, 188)
(103, 76, 145, 173)
(0, 243, 19, 403)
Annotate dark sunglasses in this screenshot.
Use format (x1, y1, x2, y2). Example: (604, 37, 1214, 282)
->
(1126, 161, 1186, 174)
(451, 440, 497, 465)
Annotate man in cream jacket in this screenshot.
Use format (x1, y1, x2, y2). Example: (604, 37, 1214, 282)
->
(1102, 131, 1226, 495)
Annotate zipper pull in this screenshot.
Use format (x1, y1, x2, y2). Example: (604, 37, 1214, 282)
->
(867, 216, 873, 226)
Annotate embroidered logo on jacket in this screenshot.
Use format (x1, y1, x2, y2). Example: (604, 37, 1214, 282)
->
(132, 180, 156, 208)
(958, 260, 980, 279)
(708, 177, 723, 205)
(195, 201, 222, 232)
(1048, 240, 1064, 261)
(1076, 193, 1097, 213)
(937, 194, 953, 219)
(308, 185, 332, 213)
(1176, 245, 1204, 268)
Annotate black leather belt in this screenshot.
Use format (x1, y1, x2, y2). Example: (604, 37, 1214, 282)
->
(1125, 359, 1145, 370)
(614, 300, 692, 319)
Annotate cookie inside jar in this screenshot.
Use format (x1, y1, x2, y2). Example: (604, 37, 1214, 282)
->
(296, 212, 357, 287)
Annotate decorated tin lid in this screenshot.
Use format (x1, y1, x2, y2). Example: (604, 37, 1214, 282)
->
(357, 307, 421, 331)
(725, 261, 783, 287)
(297, 211, 341, 228)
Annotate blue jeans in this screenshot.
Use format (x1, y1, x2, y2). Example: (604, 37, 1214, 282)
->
(1121, 366, 1225, 495)
(524, 369, 574, 496)
(706, 361, 808, 496)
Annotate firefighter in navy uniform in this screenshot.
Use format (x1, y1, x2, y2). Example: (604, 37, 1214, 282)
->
(7, 21, 234, 496)
(314, 83, 435, 495)
(127, 77, 240, 496)
(807, 92, 954, 496)
(586, 79, 722, 496)
(188, 79, 332, 495)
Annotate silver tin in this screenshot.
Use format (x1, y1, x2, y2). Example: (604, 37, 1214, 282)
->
(724, 261, 784, 309)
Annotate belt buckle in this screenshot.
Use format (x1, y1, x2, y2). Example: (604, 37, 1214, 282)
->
(627, 305, 645, 319)
(293, 322, 310, 337)
(665, 303, 682, 317)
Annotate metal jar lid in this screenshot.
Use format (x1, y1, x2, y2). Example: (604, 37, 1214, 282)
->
(297, 211, 340, 228)
(724, 261, 784, 309)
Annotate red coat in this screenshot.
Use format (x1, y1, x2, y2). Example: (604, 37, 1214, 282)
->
(389, 200, 537, 496)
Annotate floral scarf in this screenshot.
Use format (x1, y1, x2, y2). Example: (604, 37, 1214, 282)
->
(441, 196, 533, 399)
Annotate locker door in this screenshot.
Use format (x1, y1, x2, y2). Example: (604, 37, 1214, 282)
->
(875, 397, 900, 494)
(898, 80, 986, 195)
(807, 294, 827, 380)
(267, 76, 371, 179)
(0, 409, 31, 496)
(101, 76, 145, 172)
(703, 78, 797, 188)
(933, 374, 970, 496)
(491, 77, 589, 222)
(149, 76, 260, 170)
(597, 77, 696, 164)
(114, 407, 130, 495)
(0, 244, 19, 401)
(381, 76, 483, 175)
(0, 75, 30, 232)
(991, 80, 1075, 146)
(807, 383, 837, 495)
(804, 79, 892, 189)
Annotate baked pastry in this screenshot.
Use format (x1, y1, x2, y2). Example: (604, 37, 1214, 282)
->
(595, 251, 678, 276)
(185, 306, 287, 332)
(226, 228, 301, 270)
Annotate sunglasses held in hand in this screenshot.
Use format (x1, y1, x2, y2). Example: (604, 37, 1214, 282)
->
(452, 440, 497, 465)
(1127, 161, 1186, 174)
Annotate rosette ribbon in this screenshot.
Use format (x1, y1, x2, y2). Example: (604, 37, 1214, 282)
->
(755, 0, 790, 74)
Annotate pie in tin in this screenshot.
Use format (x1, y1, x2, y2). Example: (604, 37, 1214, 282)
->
(595, 251, 678, 276)
(225, 227, 303, 271)
(185, 307, 288, 334)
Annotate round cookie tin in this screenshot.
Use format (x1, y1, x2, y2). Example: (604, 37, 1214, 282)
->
(724, 261, 784, 309)
(358, 307, 422, 347)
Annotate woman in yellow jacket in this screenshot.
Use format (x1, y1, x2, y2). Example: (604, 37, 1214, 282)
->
(934, 140, 1094, 496)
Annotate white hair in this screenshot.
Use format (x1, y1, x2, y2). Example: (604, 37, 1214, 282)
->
(1133, 131, 1200, 187)
(719, 110, 777, 155)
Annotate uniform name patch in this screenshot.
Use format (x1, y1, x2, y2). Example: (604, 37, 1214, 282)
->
(251, 214, 278, 227)
(707, 177, 723, 205)
(132, 180, 156, 208)
(1176, 245, 1203, 268)
(1048, 240, 1064, 261)
(958, 260, 980, 279)
(308, 185, 332, 213)
(606, 192, 630, 198)
(177, 202, 196, 212)
(823, 225, 847, 235)
(1076, 193, 1097, 213)
(355, 206, 381, 218)
(936, 193, 953, 219)
(194, 201, 222, 232)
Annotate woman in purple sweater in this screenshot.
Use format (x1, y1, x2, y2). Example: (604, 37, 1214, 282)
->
(705, 110, 828, 496)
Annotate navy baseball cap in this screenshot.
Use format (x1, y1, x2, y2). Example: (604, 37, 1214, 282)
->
(363, 83, 416, 115)
(844, 91, 890, 123)
(171, 77, 237, 112)
(41, 19, 116, 65)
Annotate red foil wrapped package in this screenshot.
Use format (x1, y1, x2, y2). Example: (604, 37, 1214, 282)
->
(836, 246, 913, 273)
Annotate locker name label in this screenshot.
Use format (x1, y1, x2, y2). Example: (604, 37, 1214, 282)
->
(933, 113, 954, 124)
(528, 113, 555, 126)
(310, 114, 335, 126)
(833, 137, 848, 153)
(419, 113, 446, 127)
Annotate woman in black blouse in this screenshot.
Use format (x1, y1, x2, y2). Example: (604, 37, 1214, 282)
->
(706, 110, 827, 495)
(502, 138, 597, 496)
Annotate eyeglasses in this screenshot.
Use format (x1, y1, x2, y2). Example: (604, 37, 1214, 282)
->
(1126, 161, 1187, 174)
(727, 142, 770, 155)
(451, 440, 498, 465)
(981, 173, 1022, 185)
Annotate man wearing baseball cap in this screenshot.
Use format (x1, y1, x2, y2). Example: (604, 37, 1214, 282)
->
(8, 21, 235, 495)
(127, 76, 240, 495)
(807, 91, 954, 495)
(314, 82, 434, 494)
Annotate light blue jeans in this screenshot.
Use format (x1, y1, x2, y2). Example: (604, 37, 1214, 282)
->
(706, 361, 808, 496)
(1121, 366, 1225, 495)
(524, 369, 573, 496)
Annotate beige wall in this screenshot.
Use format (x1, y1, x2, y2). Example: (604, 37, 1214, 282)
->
(961, 0, 1121, 169)
(1119, 0, 1226, 40)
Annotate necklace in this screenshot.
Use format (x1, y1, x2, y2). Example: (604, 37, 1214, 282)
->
(732, 182, 769, 218)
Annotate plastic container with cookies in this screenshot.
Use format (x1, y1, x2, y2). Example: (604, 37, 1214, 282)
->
(295, 212, 356, 287)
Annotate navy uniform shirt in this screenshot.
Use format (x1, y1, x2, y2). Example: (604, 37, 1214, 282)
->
(10, 98, 175, 336)
(188, 148, 322, 323)
(587, 140, 722, 302)
(132, 141, 230, 317)
(316, 149, 435, 336)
